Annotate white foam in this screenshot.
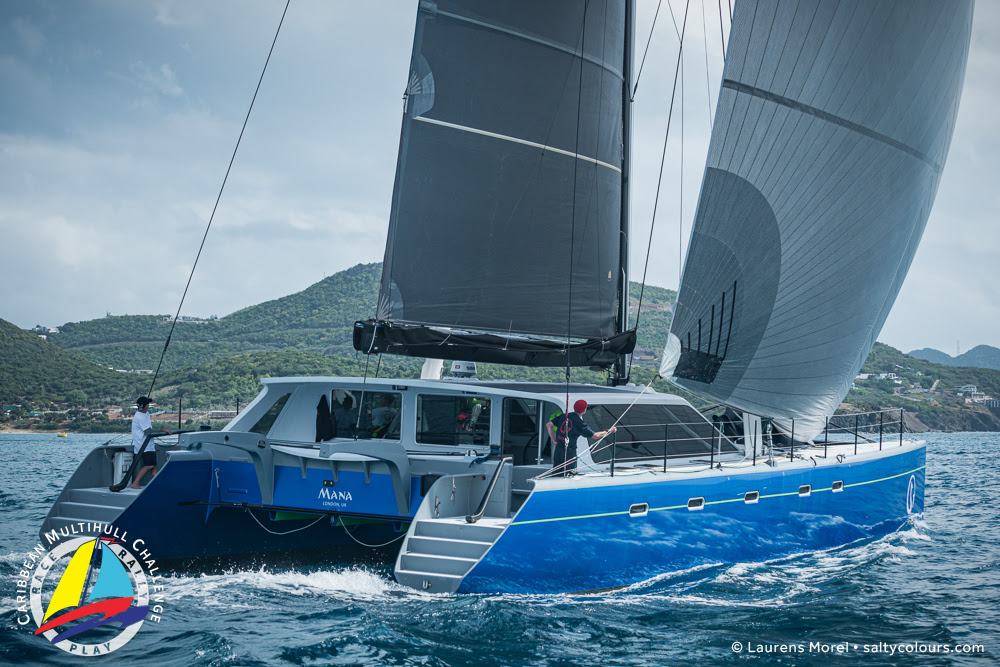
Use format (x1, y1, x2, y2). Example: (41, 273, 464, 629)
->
(162, 565, 426, 605)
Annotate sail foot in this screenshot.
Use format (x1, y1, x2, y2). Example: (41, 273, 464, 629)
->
(353, 320, 635, 369)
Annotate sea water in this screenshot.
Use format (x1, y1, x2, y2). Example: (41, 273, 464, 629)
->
(1, 432, 997, 665)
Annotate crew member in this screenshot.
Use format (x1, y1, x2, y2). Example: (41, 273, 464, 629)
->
(131, 396, 171, 489)
(546, 399, 616, 476)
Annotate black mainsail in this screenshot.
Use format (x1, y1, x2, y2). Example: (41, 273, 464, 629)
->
(663, 0, 974, 438)
(355, 0, 636, 368)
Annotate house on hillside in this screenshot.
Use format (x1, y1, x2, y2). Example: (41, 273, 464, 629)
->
(953, 384, 977, 394)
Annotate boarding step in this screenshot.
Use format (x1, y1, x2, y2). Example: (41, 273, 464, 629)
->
(406, 535, 493, 559)
(66, 487, 136, 509)
(57, 501, 124, 523)
(413, 518, 507, 542)
(393, 569, 465, 593)
(399, 552, 480, 577)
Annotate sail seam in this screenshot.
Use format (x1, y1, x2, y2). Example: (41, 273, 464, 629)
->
(721, 79, 940, 171)
(414, 116, 622, 173)
(433, 9, 624, 81)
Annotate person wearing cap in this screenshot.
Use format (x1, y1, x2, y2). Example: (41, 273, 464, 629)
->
(546, 399, 616, 476)
(130, 396, 171, 489)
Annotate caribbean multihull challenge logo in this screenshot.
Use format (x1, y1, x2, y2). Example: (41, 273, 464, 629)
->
(15, 523, 164, 656)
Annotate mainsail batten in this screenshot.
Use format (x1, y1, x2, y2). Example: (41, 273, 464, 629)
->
(666, 0, 974, 437)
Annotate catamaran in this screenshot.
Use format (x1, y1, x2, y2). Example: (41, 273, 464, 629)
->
(42, 0, 973, 594)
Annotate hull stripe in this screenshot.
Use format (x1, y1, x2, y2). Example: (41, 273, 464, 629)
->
(511, 465, 926, 526)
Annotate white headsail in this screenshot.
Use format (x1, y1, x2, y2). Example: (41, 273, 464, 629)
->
(665, 0, 974, 439)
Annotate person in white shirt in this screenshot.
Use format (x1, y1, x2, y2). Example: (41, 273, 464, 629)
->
(131, 396, 171, 489)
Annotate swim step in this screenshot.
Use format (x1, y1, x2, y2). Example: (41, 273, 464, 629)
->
(57, 501, 124, 523)
(66, 487, 136, 509)
(399, 552, 480, 577)
(395, 517, 510, 593)
(406, 535, 493, 559)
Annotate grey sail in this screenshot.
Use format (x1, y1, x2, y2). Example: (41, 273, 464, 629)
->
(664, 0, 974, 437)
(355, 0, 636, 368)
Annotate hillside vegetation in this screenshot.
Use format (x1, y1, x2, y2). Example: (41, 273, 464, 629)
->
(6, 264, 999, 433)
(47, 263, 677, 372)
(0, 319, 143, 405)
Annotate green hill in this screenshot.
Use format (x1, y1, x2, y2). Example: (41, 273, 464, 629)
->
(0, 318, 144, 406)
(909, 345, 1000, 371)
(9, 263, 1000, 433)
(47, 263, 675, 371)
(849, 342, 1000, 431)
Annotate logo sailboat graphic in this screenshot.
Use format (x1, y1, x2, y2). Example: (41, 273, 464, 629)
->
(35, 538, 148, 644)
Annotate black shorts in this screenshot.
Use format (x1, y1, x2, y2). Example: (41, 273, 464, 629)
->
(141, 451, 157, 466)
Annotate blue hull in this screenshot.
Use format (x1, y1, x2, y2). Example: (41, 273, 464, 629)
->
(110, 455, 410, 560)
(106, 444, 924, 594)
(459, 445, 925, 593)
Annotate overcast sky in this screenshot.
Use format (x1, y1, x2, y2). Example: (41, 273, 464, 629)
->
(1, 1, 996, 355)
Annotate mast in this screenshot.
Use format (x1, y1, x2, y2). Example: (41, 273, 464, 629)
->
(612, 0, 635, 385)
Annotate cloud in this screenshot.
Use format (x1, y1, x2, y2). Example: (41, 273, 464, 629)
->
(11, 17, 45, 57)
(126, 60, 184, 100)
(0, 0, 995, 358)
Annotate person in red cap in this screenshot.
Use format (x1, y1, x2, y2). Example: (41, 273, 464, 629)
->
(545, 399, 616, 476)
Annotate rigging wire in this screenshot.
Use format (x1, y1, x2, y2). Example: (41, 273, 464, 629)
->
(628, 0, 691, 380)
(631, 0, 663, 101)
(146, 0, 292, 398)
(679, 29, 685, 292)
(718, 0, 727, 60)
(701, 0, 714, 122)
(564, 1, 590, 418)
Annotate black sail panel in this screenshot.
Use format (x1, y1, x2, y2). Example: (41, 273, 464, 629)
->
(665, 0, 973, 436)
(374, 0, 628, 356)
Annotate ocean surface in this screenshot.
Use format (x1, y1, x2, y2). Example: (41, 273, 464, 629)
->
(1, 432, 997, 666)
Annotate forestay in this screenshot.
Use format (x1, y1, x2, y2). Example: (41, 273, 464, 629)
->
(356, 0, 636, 368)
(664, 0, 974, 438)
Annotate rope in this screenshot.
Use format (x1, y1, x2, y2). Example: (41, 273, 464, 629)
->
(340, 523, 407, 549)
(717, 0, 727, 59)
(145, 0, 292, 398)
(539, 374, 660, 479)
(629, 0, 691, 380)
(563, 1, 590, 416)
(246, 509, 325, 536)
(701, 0, 714, 122)
(631, 0, 664, 101)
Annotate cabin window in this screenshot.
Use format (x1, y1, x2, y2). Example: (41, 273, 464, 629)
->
(744, 491, 759, 504)
(502, 398, 539, 464)
(330, 390, 361, 439)
(248, 393, 291, 436)
(629, 503, 649, 517)
(688, 497, 705, 511)
(799, 485, 811, 497)
(416, 394, 491, 446)
(356, 391, 402, 440)
(583, 403, 738, 465)
(832, 480, 844, 493)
